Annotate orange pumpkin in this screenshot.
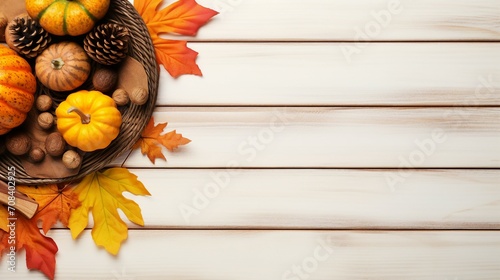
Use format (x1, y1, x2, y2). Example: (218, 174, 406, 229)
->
(0, 45, 37, 135)
(25, 0, 110, 36)
(36, 41, 91, 92)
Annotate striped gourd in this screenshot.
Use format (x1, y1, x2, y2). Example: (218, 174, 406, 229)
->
(26, 0, 110, 36)
(35, 42, 91, 92)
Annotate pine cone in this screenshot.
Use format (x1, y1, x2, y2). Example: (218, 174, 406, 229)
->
(84, 23, 130, 65)
(5, 15, 51, 59)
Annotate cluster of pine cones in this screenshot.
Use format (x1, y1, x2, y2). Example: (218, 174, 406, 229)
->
(4, 14, 130, 65)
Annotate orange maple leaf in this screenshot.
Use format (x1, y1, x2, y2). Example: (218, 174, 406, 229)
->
(17, 184, 81, 233)
(135, 0, 218, 77)
(0, 206, 58, 279)
(134, 117, 191, 163)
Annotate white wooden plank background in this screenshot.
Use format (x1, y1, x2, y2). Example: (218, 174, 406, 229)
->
(158, 43, 500, 106)
(3, 0, 500, 278)
(123, 108, 500, 168)
(2, 230, 500, 279)
(175, 0, 500, 41)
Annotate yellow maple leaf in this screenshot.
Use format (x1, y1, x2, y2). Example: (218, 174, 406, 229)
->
(68, 168, 151, 255)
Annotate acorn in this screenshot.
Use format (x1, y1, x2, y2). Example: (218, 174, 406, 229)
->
(129, 87, 148, 105)
(112, 88, 129, 106)
(36, 95, 53, 112)
(62, 150, 81, 169)
(45, 132, 66, 157)
(28, 147, 45, 163)
(93, 67, 118, 93)
(38, 112, 54, 130)
(6, 133, 31, 156)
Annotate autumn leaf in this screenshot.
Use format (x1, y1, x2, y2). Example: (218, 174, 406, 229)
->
(134, 117, 191, 164)
(141, 0, 219, 36)
(160, 130, 192, 151)
(135, 0, 218, 77)
(17, 184, 81, 234)
(68, 168, 151, 255)
(0, 206, 58, 279)
(153, 38, 202, 77)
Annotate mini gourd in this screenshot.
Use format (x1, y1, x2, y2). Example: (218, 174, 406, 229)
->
(0, 45, 36, 135)
(25, 0, 110, 36)
(36, 41, 91, 92)
(56, 90, 122, 152)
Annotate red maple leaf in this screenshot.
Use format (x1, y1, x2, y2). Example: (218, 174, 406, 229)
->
(135, 0, 218, 77)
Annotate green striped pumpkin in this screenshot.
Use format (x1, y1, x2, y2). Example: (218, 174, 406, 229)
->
(26, 0, 110, 36)
(35, 42, 91, 92)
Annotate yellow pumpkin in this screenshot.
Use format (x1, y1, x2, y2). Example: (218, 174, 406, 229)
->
(56, 90, 122, 152)
(25, 0, 110, 36)
(36, 41, 91, 92)
(0, 45, 36, 135)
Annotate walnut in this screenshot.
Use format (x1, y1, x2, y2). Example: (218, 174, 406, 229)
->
(93, 67, 118, 93)
(36, 95, 53, 112)
(6, 133, 31, 156)
(38, 112, 54, 130)
(112, 88, 129, 106)
(62, 150, 81, 169)
(129, 87, 148, 105)
(45, 132, 66, 157)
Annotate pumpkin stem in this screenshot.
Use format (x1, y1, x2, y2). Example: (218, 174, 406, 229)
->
(51, 58, 65, 70)
(68, 107, 91, 124)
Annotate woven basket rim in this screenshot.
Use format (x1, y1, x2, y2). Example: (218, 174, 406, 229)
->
(0, 0, 159, 185)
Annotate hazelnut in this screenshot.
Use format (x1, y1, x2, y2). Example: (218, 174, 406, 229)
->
(112, 89, 129, 106)
(6, 133, 31, 156)
(62, 150, 81, 169)
(93, 67, 118, 93)
(38, 112, 54, 130)
(129, 87, 148, 105)
(28, 147, 45, 163)
(36, 95, 53, 112)
(45, 132, 66, 157)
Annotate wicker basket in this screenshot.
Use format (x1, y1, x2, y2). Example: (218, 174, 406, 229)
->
(0, 0, 159, 185)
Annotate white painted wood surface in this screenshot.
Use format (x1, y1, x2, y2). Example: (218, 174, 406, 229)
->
(2, 230, 500, 279)
(4, 0, 500, 279)
(158, 43, 500, 106)
(123, 107, 500, 168)
(180, 0, 500, 41)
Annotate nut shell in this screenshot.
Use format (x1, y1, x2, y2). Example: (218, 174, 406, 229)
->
(38, 112, 54, 130)
(93, 67, 118, 93)
(62, 150, 81, 169)
(112, 89, 129, 106)
(45, 132, 66, 157)
(36, 95, 53, 111)
(28, 147, 45, 163)
(6, 133, 31, 156)
(129, 87, 148, 105)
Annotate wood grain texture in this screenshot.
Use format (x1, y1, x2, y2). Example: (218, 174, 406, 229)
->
(2, 230, 500, 279)
(114, 169, 500, 229)
(123, 107, 500, 168)
(158, 43, 500, 106)
(165, 0, 500, 41)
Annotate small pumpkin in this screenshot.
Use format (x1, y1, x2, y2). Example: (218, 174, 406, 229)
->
(25, 0, 110, 36)
(36, 41, 91, 92)
(0, 45, 36, 135)
(56, 90, 122, 152)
